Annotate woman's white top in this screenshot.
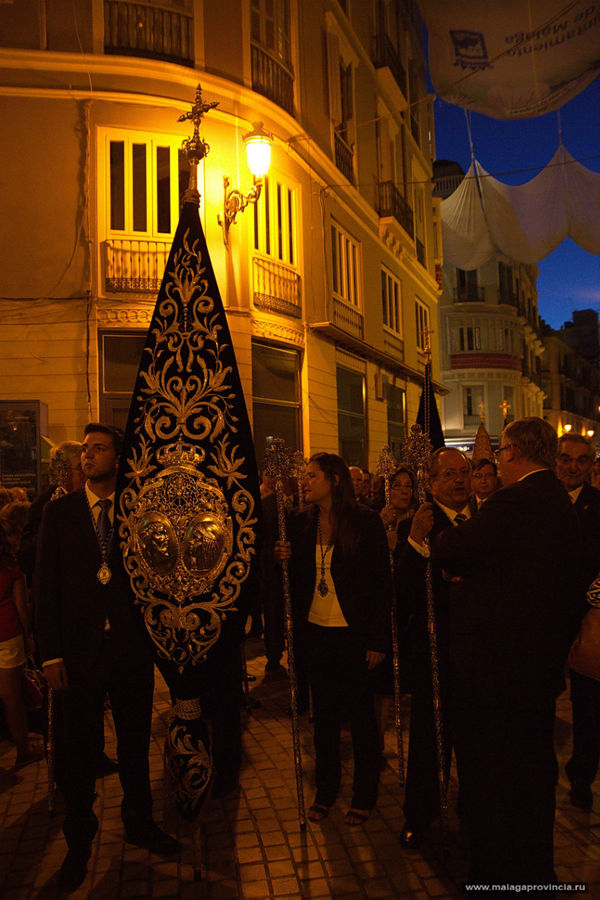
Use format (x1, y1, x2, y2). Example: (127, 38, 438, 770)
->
(308, 544, 349, 627)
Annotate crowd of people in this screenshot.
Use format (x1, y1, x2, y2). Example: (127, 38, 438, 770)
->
(264, 419, 600, 888)
(0, 416, 598, 891)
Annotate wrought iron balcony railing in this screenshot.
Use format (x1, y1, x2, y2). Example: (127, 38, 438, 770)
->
(104, 1, 193, 65)
(498, 288, 519, 307)
(332, 298, 364, 339)
(377, 181, 414, 239)
(253, 257, 301, 318)
(103, 238, 171, 293)
(453, 285, 484, 302)
(251, 43, 294, 116)
(334, 129, 355, 184)
(373, 31, 407, 97)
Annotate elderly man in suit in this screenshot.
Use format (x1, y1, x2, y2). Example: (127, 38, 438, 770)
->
(556, 433, 600, 811)
(395, 447, 472, 847)
(35, 423, 179, 891)
(434, 418, 583, 885)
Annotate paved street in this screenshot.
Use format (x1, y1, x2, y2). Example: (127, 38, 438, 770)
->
(0, 636, 598, 899)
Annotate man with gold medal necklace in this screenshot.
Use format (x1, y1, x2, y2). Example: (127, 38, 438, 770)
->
(35, 423, 179, 892)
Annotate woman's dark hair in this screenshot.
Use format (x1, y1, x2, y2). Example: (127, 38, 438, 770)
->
(308, 453, 358, 553)
(0, 501, 31, 558)
(391, 464, 417, 507)
(83, 422, 124, 457)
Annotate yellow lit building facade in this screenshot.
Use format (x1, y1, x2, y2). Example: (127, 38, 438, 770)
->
(0, 0, 441, 480)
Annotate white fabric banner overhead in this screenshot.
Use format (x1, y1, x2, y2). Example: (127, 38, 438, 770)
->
(420, 0, 600, 119)
(440, 146, 600, 269)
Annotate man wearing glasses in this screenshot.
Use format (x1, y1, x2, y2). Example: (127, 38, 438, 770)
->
(470, 458, 498, 509)
(556, 433, 600, 812)
(435, 418, 583, 886)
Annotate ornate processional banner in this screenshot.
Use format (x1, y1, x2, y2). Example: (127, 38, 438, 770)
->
(116, 198, 260, 678)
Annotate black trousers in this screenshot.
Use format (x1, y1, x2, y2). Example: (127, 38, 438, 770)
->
(567, 668, 600, 789)
(453, 702, 557, 884)
(403, 651, 451, 831)
(61, 639, 154, 850)
(261, 576, 285, 665)
(305, 623, 379, 810)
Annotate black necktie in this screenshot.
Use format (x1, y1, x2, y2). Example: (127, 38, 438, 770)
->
(454, 512, 467, 525)
(96, 499, 112, 545)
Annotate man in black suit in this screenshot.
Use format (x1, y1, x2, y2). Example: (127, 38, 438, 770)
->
(19, 441, 118, 779)
(556, 433, 600, 811)
(435, 417, 583, 884)
(395, 447, 472, 847)
(35, 423, 179, 891)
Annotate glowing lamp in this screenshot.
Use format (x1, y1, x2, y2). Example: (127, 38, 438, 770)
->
(218, 122, 273, 246)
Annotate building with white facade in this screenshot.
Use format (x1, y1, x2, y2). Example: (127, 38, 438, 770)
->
(433, 161, 544, 451)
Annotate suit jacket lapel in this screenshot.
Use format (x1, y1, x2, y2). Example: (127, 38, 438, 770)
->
(73, 489, 103, 563)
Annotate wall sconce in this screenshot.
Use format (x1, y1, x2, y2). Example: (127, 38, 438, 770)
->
(563, 423, 572, 433)
(218, 122, 272, 246)
(587, 429, 595, 438)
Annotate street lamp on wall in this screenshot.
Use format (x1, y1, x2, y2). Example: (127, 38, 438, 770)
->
(218, 122, 272, 246)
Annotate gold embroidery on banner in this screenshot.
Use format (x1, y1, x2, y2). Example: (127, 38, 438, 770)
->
(119, 229, 257, 670)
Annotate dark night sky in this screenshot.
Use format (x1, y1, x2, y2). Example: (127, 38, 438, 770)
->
(432, 76, 600, 329)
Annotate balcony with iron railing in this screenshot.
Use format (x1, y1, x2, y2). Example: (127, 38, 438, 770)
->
(253, 257, 301, 318)
(103, 238, 171, 293)
(377, 181, 414, 239)
(251, 43, 294, 116)
(433, 174, 464, 198)
(334, 129, 355, 184)
(373, 31, 407, 97)
(104, 0, 193, 66)
(332, 298, 364, 339)
(498, 287, 519, 307)
(453, 285, 484, 302)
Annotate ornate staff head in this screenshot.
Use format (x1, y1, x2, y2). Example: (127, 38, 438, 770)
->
(263, 439, 293, 485)
(291, 450, 307, 509)
(403, 424, 433, 504)
(377, 445, 397, 506)
(49, 448, 70, 501)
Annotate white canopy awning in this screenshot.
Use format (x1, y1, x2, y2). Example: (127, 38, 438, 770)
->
(440, 145, 600, 268)
(420, 0, 600, 119)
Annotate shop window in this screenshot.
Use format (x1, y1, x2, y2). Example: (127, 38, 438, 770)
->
(386, 381, 406, 456)
(99, 331, 147, 429)
(252, 342, 301, 459)
(337, 366, 366, 465)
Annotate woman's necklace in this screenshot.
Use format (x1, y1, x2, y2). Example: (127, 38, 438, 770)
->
(317, 510, 333, 597)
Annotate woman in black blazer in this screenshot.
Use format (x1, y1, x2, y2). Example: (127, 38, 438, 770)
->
(276, 453, 392, 825)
